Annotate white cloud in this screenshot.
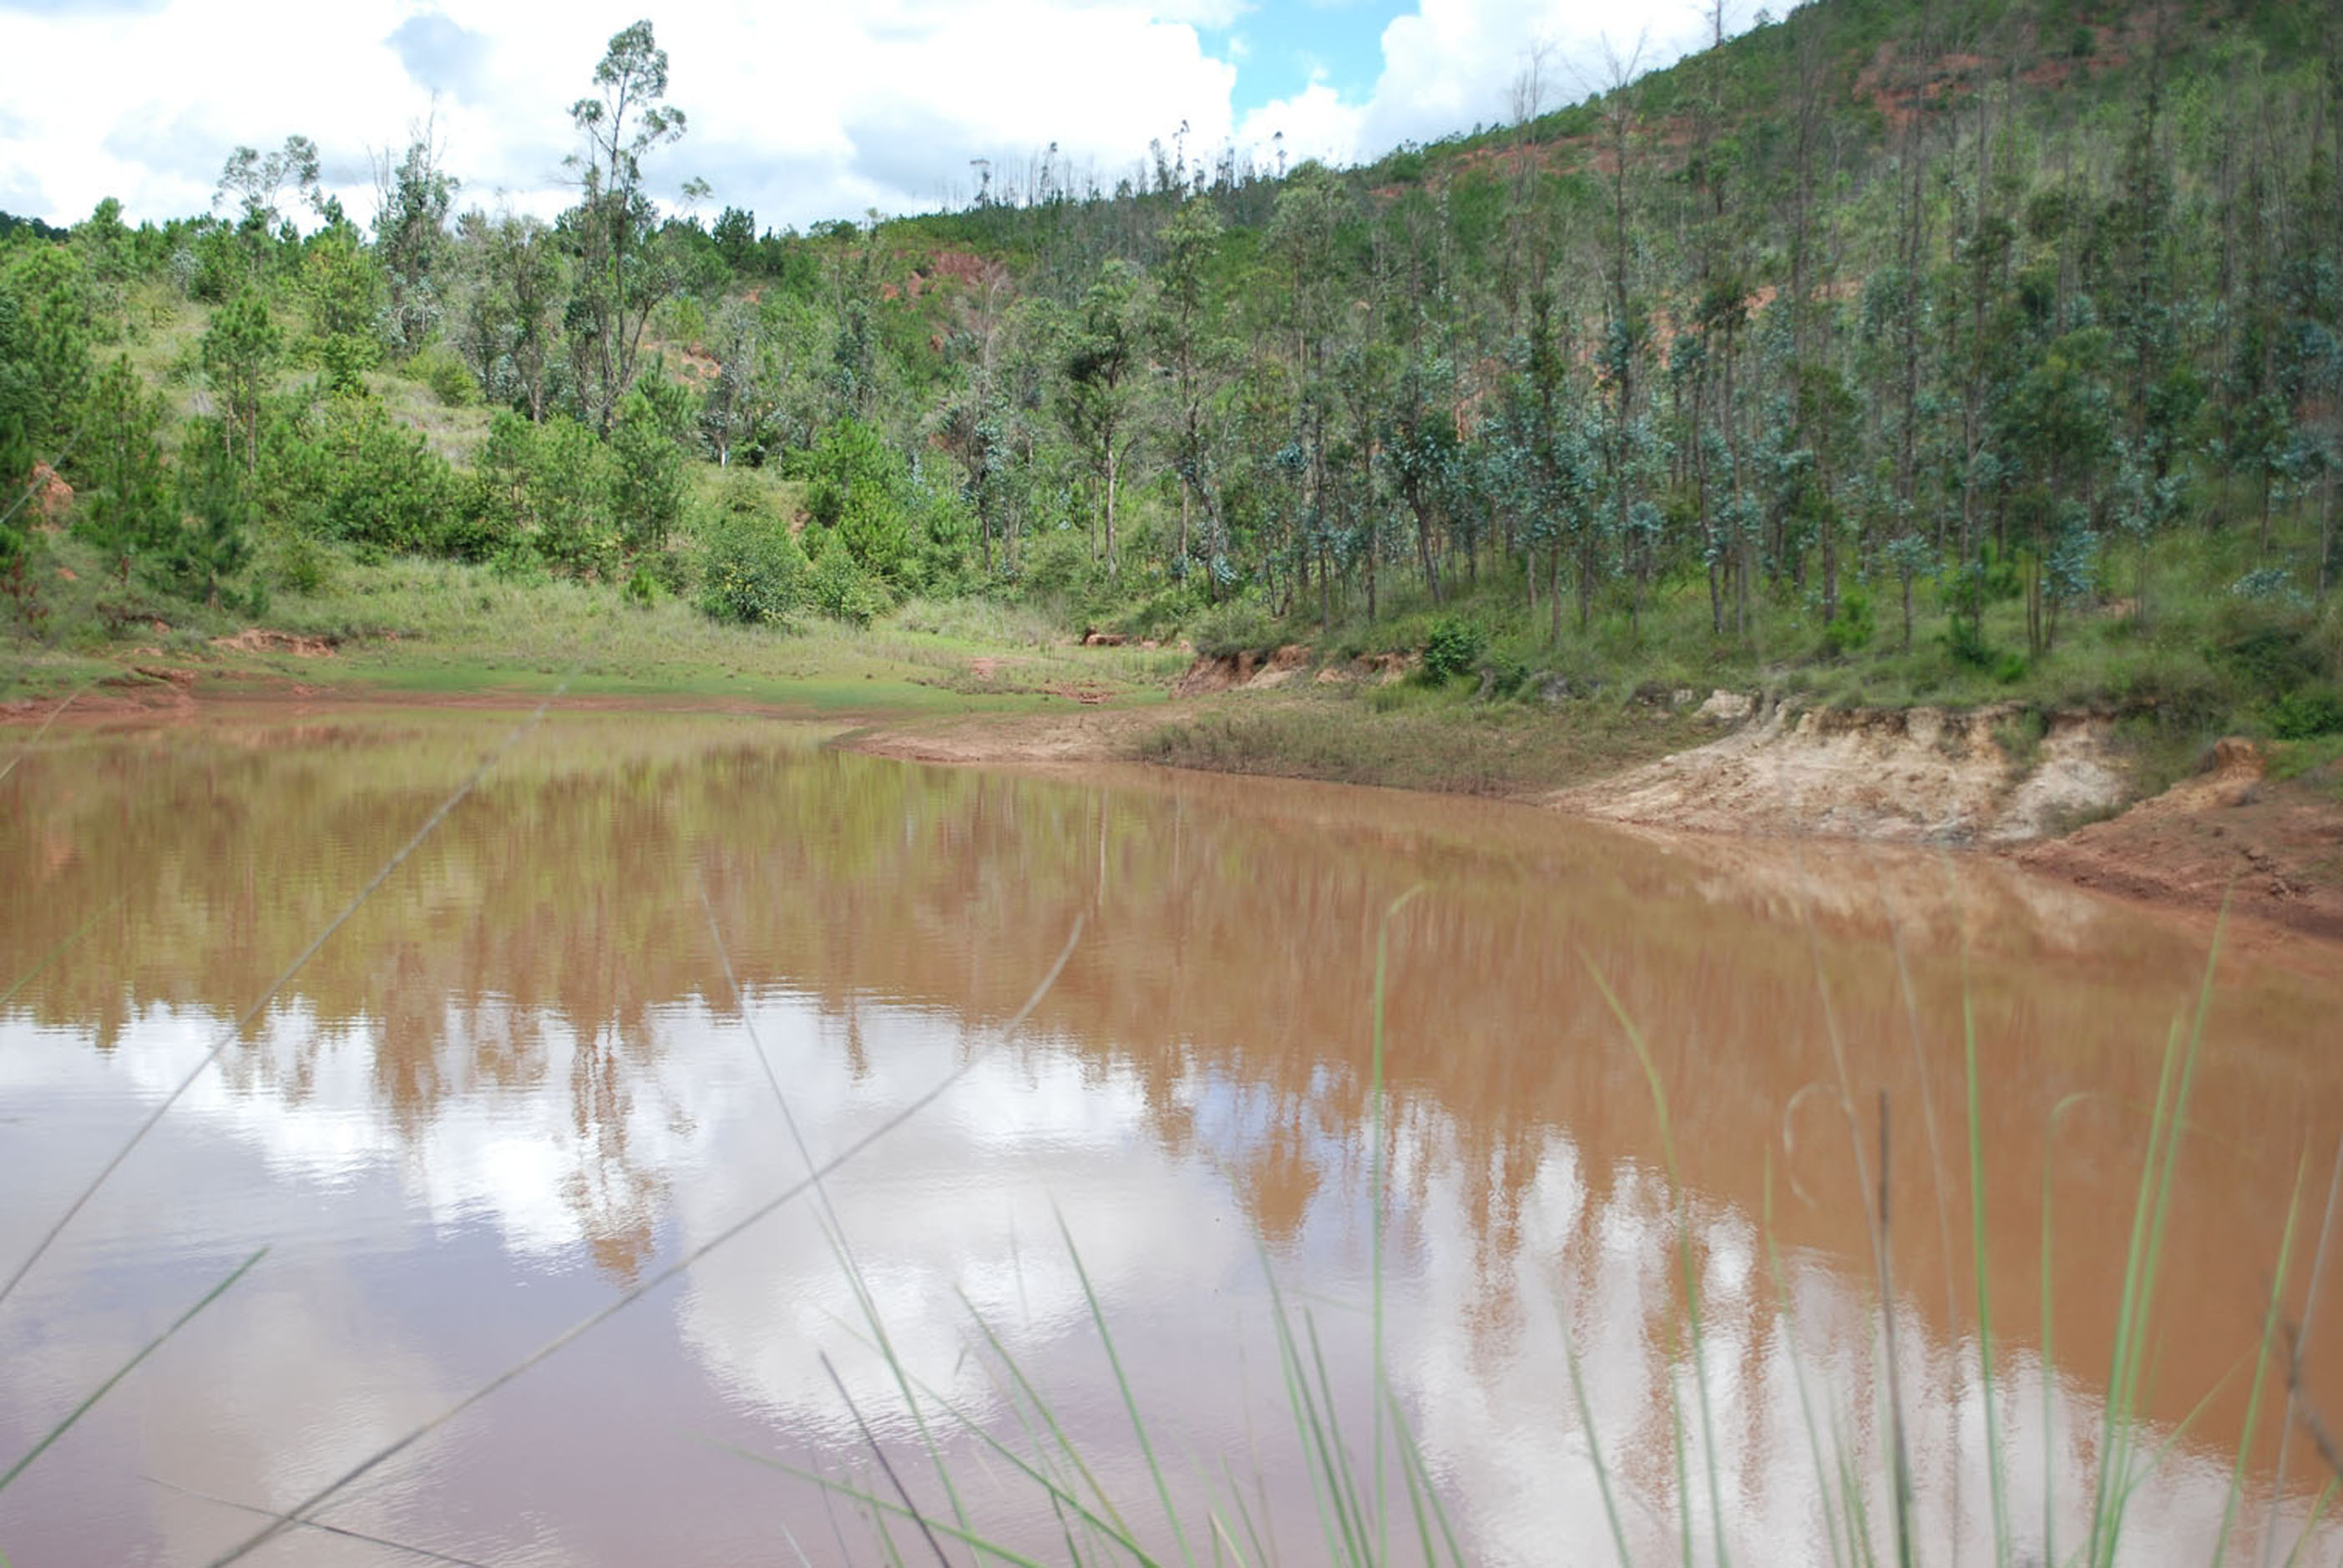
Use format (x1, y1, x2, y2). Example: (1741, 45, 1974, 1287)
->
(1235, 78, 1365, 170)
(1237, 0, 1729, 169)
(0, 0, 1243, 230)
(7, 0, 1751, 234)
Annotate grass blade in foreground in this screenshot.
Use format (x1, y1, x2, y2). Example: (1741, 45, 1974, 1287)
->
(2089, 901, 2224, 1568)
(1369, 886, 1424, 1568)
(1960, 919, 2012, 1566)
(1581, 951, 1731, 1568)
(2212, 1156, 2308, 1564)
(202, 919, 1082, 1566)
(0, 683, 570, 1313)
(0, 1247, 266, 1495)
(142, 1474, 493, 1567)
(1059, 1209, 1198, 1568)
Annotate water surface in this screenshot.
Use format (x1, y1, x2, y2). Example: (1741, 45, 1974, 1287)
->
(2, 706, 2339, 1565)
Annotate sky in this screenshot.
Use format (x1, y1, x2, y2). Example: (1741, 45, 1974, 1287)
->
(0, 0, 1748, 235)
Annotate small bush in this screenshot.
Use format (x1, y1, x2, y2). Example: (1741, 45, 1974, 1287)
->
(1188, 598, 1276, 658)
(2216, 615, 2324, 698)
(1421, 615, 1485, 682)
(1994, 707, 2047, 771)
(488, 544, 551, 585)
(696, 497, 807, 627)
(407, 344, 475, 408)
(805, 547, 891, 627)
(257, 527, 335, 595)
(1481, 655, 1533, 700)
(1946, 613, 1996, 670)
(1821, 590, 1875, 655)
(2270, 687, 2343, 741)
(271, 393, 462, 558)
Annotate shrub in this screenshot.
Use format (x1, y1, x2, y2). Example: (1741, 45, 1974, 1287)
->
(271, 393, 461, 559)
(610, 377, 693, 555)
(805, 546, 890, 626)
(2215, 613, 2324, 698)
(524, 417, 620, 579)
(1015, 527, 1107, 608)
(696, 515, 806, 626)
(407, 343, 475, 408)
(257, 526, 334, 595)
(793, 418, 914, 582)
(695, 477, 807, 626)
(1945, 613, 1996, 670)
(2270, 687, 2343, 741)
(1821, 589, 1875, 655)
(1188, 598, 1274, 658)
(1421, 615, 1485, 682)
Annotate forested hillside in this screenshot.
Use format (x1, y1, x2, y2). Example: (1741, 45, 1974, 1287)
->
(3, 0, 2340, 747)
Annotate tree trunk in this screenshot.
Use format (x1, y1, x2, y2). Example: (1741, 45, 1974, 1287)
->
(1105, 447, 1120, 579)
(1550, 548, 1564, 645)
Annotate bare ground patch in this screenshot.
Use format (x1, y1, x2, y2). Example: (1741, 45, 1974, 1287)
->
(1541, 701, 2129, 845)
(2016, 741, 2343, 940)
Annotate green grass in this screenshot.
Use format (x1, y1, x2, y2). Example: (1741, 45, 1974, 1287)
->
(2, 536, 1192, 717)
(1245, 525, 2340, 757)
(1136, 683, 1698, 796)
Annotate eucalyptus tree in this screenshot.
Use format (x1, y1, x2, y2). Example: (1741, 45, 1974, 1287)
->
(372, 119, 459, 358)
(1151, 198, 1234, 587)
(1265, 164, 1349, 610)
(934, 260, 1021, 574)
(215, 135, 321, 234)
(2001, 327, 2114, 654)
(1380, 352, 1460, 604)
(564, 19, 690, 433)
(1053, 259, 1147, 576)
(457, 211, 566, 422)
(698, 296, 767, 468)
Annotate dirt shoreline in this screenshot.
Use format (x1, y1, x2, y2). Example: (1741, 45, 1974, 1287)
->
(843, 696, 2343, 940)
(8, 673, 2340, 941)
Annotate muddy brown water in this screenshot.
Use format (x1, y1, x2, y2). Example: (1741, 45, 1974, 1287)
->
(2, 705, 2340, 1566)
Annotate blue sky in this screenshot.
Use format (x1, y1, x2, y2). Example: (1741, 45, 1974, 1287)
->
(1213, 0, 1419, 118)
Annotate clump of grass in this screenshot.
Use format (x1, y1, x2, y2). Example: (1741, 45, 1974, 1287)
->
(1136, 696, 1693, 795)
(1992, 706, 2048, 775)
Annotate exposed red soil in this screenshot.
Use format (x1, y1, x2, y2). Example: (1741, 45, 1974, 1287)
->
(0, 677, 820, 731)
(23, 463, 73, 524)
(840, 703, 1186, 768)
(2016, 741, 2343, 941)
(210, 627, 337, 658)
